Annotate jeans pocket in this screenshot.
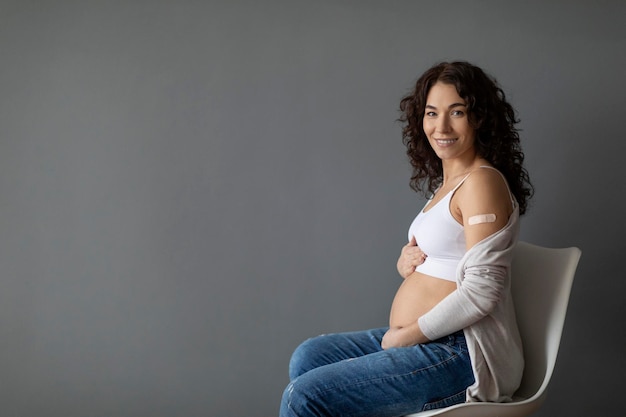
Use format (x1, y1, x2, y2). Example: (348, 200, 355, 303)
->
(422, 389, 466, 411)
(432, 333, 461, 359)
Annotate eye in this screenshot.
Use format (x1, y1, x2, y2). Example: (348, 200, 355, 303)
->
(425, 111, 437, 117)
(451, 110, 465, 117)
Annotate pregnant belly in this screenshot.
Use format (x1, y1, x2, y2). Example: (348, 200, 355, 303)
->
(389, 272, 457, 328)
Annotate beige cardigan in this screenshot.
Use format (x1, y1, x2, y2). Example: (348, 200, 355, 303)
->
(418, 206, 524, 403)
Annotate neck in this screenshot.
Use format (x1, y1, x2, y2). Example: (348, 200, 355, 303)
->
(441, 157, 485, 185)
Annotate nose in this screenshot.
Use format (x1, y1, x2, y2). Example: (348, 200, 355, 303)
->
(436, 115, 451, 133)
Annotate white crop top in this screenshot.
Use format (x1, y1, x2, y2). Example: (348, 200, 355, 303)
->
(407, 166, 512, 282)
(407, 187, 465, 281)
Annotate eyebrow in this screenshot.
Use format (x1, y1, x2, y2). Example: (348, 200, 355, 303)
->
(425, 102, 467, 110)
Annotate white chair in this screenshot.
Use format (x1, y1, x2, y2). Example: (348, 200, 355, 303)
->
(405, 241, 582, 417)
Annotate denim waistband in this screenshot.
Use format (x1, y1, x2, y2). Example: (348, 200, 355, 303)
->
(433, 329, 467, 351)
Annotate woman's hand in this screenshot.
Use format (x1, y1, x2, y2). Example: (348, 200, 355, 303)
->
(381, 323, 429, 349)
(397, 236, 427, 279)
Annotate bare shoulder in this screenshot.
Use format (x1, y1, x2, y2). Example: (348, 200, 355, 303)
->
(453, 167, 513, 248)
(461, 167, 512, 205)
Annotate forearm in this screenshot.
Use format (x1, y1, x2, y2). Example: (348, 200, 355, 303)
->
(418, 264, 506, 340)
(381, 322, 430, 349)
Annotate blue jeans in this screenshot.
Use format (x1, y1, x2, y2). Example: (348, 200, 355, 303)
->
(279, 328, 474, 417)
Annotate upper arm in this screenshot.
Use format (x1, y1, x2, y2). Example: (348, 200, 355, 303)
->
(452, 169, 514, 250)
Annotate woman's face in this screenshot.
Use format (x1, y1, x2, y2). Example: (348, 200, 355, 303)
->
(422, 82, 476, 162)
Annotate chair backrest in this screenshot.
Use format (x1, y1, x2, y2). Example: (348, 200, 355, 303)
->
(404, 242, 581, 417)
(510, 241, 581, 402)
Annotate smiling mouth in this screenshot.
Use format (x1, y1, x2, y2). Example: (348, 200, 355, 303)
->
(435, 138, 457, 145)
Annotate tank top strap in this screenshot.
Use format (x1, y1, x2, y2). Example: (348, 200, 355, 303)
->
(452, 166, 516, 206)
(450, 171, 475, 193)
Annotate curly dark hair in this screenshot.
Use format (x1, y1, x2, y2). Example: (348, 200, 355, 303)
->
(398, 61, 533, 214)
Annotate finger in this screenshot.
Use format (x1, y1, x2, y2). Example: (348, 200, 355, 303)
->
(405, 245, 420, 253)
(412, 253, 427, 262)
(406, 248, 424, 258)
(408, 236, 417, 246)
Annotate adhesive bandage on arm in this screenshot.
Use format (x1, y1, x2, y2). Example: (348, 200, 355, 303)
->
(468, 213, 497, 225)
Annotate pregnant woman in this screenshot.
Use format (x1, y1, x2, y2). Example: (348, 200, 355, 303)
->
(279, 61, 533, 417)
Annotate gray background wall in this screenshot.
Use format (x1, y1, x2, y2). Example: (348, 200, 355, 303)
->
(1, 1, 624, 416)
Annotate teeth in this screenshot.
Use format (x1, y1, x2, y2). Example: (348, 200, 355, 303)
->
(437, 139, 456, 144)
